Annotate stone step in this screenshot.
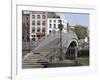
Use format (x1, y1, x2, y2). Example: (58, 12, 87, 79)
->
(23, 60, 39, 63)
(28, 54, 41, 57)
(26, 54, 43, 57)
(27, 54, 41, 56)
(28, 54, 41, 56)
(22, 62, 41, 65)
(22, 64, 44, 68)
(25, 57, 43, 59)
(22, 53, 48, 69)
(24, 58, 39, 61)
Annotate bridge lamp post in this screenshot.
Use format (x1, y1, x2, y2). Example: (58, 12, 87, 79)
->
(58, 20, 63, 61)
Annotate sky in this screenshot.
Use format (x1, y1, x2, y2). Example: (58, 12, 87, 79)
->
(56, 13, 89, 27)
(23, 11, 89, 27)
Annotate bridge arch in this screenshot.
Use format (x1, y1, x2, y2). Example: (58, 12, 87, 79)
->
(65, 39, 78, 60)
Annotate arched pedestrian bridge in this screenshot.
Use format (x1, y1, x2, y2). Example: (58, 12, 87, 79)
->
(22, 31, 79, 68)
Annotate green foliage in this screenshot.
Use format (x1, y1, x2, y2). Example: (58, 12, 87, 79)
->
(78, 49, 89, 57)
(74, 25, 87, 39)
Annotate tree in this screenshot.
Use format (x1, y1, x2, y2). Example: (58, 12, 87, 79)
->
(74, 25, 87, 39)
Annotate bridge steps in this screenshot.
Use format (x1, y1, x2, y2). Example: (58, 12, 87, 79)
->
(22, 53, 47, 68)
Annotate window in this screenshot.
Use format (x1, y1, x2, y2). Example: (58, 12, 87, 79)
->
(32, 35, 35, 37)
(32, 27, 35, 33)
(32, 15, 35, 19)
(42, 21, 46, 25)
(32, 38, 35, 41)
(54, 20, 56, 23)
(42, 15, 46, 19)
(58, 20, 62, 23)
(49, 20, 52, 22)
(49, 30, 51, 33)
(32, 21, 35, 25)
(37, 28, 40, 32)
(49, 24, 52, 28)
(54, 24, 56, 28)
(37, 15, 40, 19)
(42, 28, 45, 32)
(37, 21, 40, 25)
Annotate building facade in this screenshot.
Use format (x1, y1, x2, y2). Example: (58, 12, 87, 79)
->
(46, 18, 67, 35)
(30, 12, 47, 41)
(22, 11, 30, 42)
